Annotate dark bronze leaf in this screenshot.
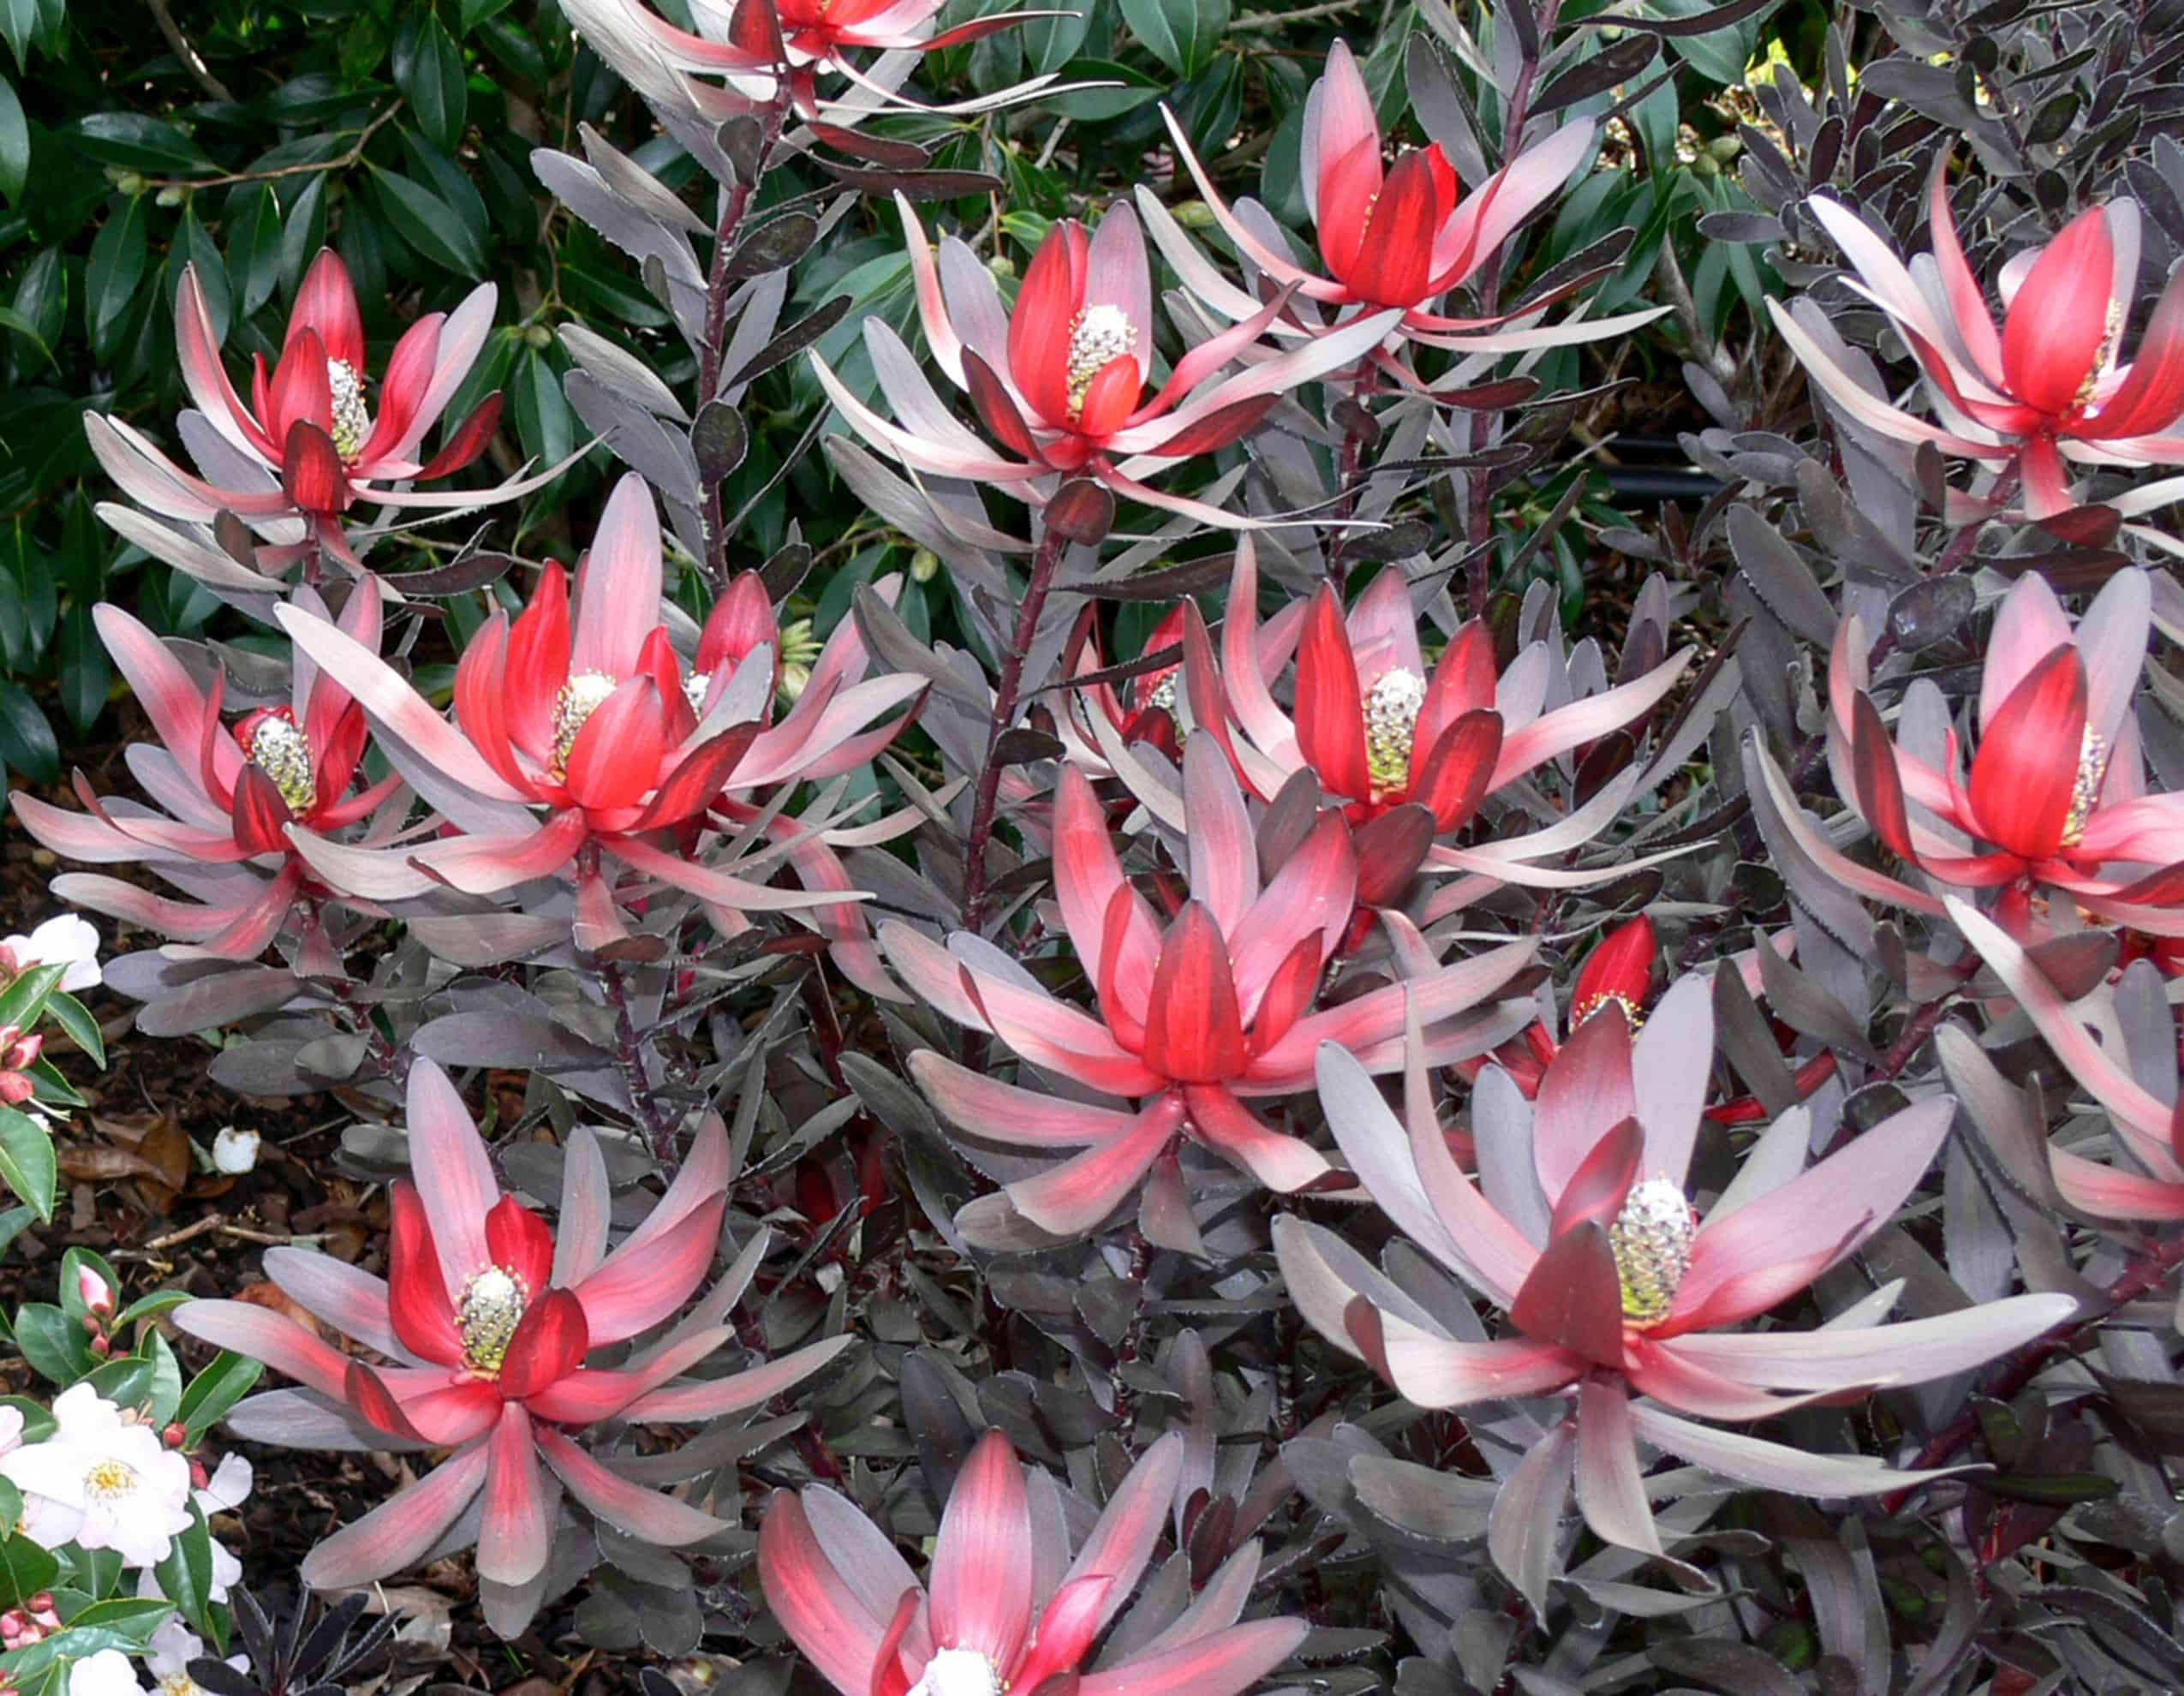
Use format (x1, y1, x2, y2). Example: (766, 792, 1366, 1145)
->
(693, 401, 749, 485)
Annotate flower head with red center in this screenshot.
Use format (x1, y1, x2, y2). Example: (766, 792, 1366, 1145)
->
(1279, 993, 2075, 1561)
(1136, 43, 1665, 386)
(1116, 547, 1692, 909)
(1772, 569, 2184, 930)
(760, 1429, 1307, 1696)
(175, 1060, 851, 1634)
(561, 0, 1070, 120)
(11, 581, 405, 966)
(85, 251, 546, 572)
(1773, 168, 2184, 520)
(882, 733, 1537, 1245)
(813, 198, 1402, 530)
(270, 473, 922, 985)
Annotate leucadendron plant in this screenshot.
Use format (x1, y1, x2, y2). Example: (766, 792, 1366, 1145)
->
(21, 0, 2184, 1680)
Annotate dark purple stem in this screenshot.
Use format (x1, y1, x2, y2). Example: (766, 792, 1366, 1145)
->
(960, 522, 1070, 939)
(696, 91, 794, 589)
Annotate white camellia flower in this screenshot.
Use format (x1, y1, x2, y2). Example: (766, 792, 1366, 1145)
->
(194, 1452, 251, 1515)
(143, 1616, 247, 1696)
(209, 1127, 260, 1175)
(1, 1384, 194, 1566)
(67, 1650, 140, 1696)
(3, 916, 101, 992)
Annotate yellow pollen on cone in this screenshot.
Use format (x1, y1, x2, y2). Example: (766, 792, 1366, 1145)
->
(327, 358, 370, 462)
(458, 1265, 528, 1374)
(1610, 1178, 1697, 1327)
(2060, 726, 2110, 848)
(1065, 303, 1137, 419)
(1364, 668, 1428, 796)
(243, 714, 317, 814)
(552, 672, 619, 780)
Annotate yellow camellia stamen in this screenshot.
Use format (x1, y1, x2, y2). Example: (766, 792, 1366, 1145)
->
(84, 1459, 139, 1501)
(457, 1265, 528, 1374)
(1610, 1177, 1698, 1327)
(242, 713, 316, 814)
(1364, 667, 1429, 797)
(552, 672, 619, 780)
(326, 358, 370, 462)
(1065, 303, 1137, 419)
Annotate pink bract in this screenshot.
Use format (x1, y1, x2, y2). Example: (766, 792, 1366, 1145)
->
(174, 1059, 850, 1632)
(760, 1428, 1307, 1696)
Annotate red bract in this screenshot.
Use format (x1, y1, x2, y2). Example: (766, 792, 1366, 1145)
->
(1054, 597, 1298, 773)
(760, 1429, 1307, 1696)
(271, 473, 922, 985)
(86, 251, 539, 569)
(883, 736, 1537, 1244)
(1114, 548, 1691, 899)
(813, 200, 1400, 529)
(1775, 172, 2184, 518)
(1138, 45, 1663, 379)
(176, 1060, 850, 1633)
(1766, 570, 2181, 931)
(11, 583, 404, 966)
(565, 0, 1053, 116)
(1280, 1005, 2075, 1561)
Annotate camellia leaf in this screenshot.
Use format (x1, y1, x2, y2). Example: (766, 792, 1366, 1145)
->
(397, 14, 469, 153)
(0, 1106, 54, 1221)
(85, 194, 146, 356)
(0, 74, 25, 205)
(1118, 0, 1226, 78)
(369, 166, 486, 278)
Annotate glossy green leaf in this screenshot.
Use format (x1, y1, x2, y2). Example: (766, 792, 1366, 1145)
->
(54, 608, 106, 735)
(10, 1302, 79, 1382)
(0, 1107, 54, 1222)
(0, 74, 25, 204)
(0, 1537, 56, 1612)
(397, 15, 469, 153)
(152, 1510, 215, 1639)
(85, 195, 146, 357)
(1117, 0, 1226, 77)
(43, 994, 103, 1069)
(1044, 57, 1165, 120)
(369, 166, 486, 278)
(0, 0, 34, 71)
(175, 1351, 262, 1442)
(72, 112, 216, 176)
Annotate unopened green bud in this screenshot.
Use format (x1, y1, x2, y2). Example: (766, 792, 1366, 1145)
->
(1708, 135, 1741, 161)
(910, 547, 940, 583)
(155, 186, 185, 207)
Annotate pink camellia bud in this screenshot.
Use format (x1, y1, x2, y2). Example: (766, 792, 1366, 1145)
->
(1, 1033, 40, 1071)
(76, 1266, 114, 1316)
(26, 1595, 52, 1618)
(188, 1458, 208, 1490)
(87, 1334, 110, 1358)
(0, 1074, 31, 1107)
(162, 1422, 188, 1448)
